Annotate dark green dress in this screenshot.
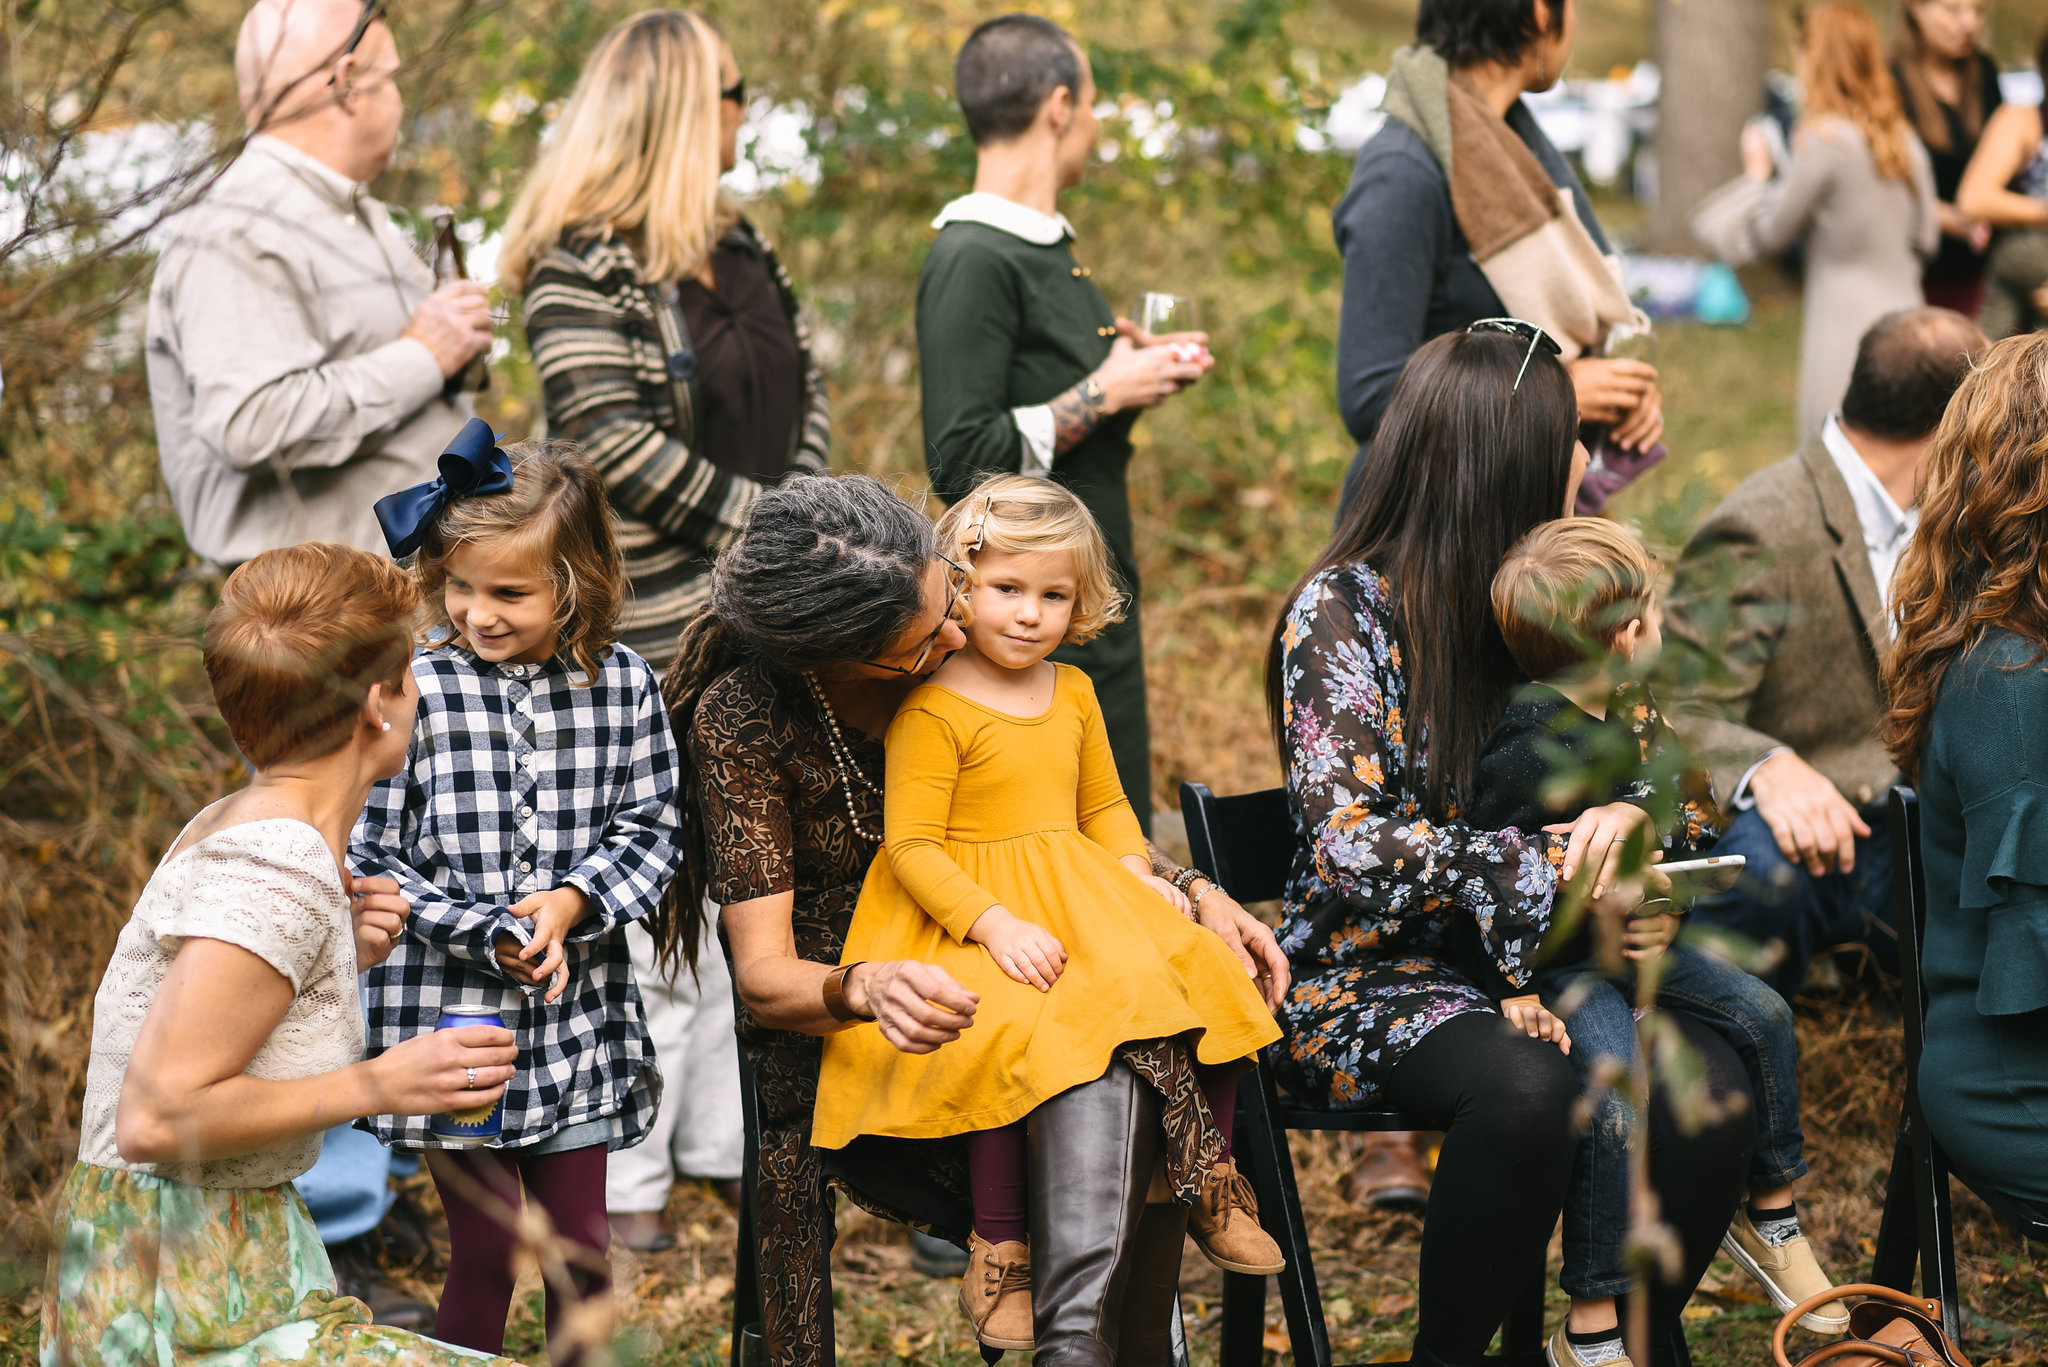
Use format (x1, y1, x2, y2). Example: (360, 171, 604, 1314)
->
(916, 214, 1153, 831)
(1915, 628, 2048, 1206)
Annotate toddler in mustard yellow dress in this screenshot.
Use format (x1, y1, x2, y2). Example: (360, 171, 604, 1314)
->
(813, 476, 1283, 1349)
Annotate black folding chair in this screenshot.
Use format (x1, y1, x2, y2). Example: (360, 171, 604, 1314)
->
(1870, 787, 2048, 1344)
(1180, 783, 1547, 1367)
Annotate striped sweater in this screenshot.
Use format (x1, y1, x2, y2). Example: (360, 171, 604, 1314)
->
(523, 221, 830, 666)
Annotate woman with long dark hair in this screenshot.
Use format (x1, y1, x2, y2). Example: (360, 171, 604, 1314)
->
(1268, 327, 1756, 1367)
(1880, 331, 2048, 1216)
(1893, 0, 2000, 315)
(659, 474, 1290, 1367)
(1956, 29, 2048, 338)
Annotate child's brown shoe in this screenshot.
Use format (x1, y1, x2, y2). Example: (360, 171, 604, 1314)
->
(959, 1233, 1034, 1350)
(1189, 1158, 1286, 1275)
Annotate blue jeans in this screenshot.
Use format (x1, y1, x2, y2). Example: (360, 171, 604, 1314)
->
(1689, 803, 1896, 1001)
(1542, 942, 1807, 1298)
(295, 1121, 396, 1245)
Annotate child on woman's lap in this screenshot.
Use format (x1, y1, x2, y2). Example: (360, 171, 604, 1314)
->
(812, 476, 1283, 1349)
(1469, 519, 1845, 1367)
(352, 429, 682, 1364)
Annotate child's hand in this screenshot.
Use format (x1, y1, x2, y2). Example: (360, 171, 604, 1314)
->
(505, 886, 594, 1003)
(1500, 993, 1572, 1054)
(967, 905, 1068, 992)
(344, 871, 410, 970)
(1623, 903, 1680, 961)
(1138, 874, 1192, 918)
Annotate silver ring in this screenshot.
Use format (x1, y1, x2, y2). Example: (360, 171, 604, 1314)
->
(464, 1066, 478, 1090)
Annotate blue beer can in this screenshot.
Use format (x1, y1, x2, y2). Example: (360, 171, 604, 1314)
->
(430, 1004, 506, 1147)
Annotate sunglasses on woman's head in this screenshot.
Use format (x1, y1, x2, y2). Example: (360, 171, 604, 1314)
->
(863, 554, 973, 676)
(721, 74, 746, 106)
(1466, 316, 1562, 393)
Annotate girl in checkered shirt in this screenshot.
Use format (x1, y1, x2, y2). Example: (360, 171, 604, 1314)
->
(351, 428, 681, 1363)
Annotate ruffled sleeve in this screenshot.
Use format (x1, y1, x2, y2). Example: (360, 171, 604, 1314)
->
(1959, 783, 2048, 1016)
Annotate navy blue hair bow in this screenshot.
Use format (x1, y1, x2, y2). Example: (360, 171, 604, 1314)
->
(375, 418, 514, 558)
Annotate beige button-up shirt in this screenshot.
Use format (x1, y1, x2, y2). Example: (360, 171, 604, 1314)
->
(145, 135, 472, 566)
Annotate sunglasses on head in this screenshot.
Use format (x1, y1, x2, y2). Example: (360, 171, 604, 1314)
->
(722, 74, 746, 105)
(327, 0, 388, 87)
(1466, 316, 1563, 393)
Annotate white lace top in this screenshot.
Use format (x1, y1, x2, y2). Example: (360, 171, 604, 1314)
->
(78, 818, 365, 1188)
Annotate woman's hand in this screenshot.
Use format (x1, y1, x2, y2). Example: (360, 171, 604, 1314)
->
(967, 905, 1068, 991)
(1741, 122, 1776, 182)
(1091, 332, 1209, 414)
(1137, 873, 1192, 917)
(848, 960, 979, 1054)
(1500, 993, 1572, 1054)
(1547, 802, 1661, 900)
(1568, 357, 1663, 451)
(367, 1023, 518, 1117)
(344, 872, 409, 970)
(1193, 883, 1292, 1011)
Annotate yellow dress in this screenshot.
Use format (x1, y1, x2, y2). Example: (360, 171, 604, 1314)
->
(811, 665, 1281, 1148)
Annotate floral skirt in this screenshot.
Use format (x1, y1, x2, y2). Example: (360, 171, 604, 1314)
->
(41, 1162, 511, 1366)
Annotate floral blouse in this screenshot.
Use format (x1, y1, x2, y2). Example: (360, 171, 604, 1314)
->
(1272, 563, 1563, 1109)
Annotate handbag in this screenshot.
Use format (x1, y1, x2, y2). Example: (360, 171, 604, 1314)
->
(1573, 422, 1667, 515)
(1770, 1284, 1972, 1367)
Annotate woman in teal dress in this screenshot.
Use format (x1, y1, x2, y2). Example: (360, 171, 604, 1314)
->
(1882, 330, 2048, 1211)
(43, 544, 521, 1365)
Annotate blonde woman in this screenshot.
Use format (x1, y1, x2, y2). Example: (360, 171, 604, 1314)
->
(500, 8, 813, 1253)
(1693, 2, 1937, 442)
(502, 8, 828, 671)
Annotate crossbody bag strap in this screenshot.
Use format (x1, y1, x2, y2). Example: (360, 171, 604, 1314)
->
(646, 279, 701, 450)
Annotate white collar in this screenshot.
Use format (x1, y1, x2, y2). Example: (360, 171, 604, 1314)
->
(931, 192, 1074, 245)
(1821, 412, 1912, 545)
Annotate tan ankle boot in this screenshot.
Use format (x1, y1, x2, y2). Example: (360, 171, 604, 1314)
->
(1188, 1158, 1286, 1275)
(959, 1233, 1034, 1349)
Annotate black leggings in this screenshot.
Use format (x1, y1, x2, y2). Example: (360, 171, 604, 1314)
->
(1384, 1010, 1755, 1367)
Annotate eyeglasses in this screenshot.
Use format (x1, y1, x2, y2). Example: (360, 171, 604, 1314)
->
(327, 0, 388, 88)
(721, 74, 746, 106)
(1466, 316, 1563, 393)
(863, 554, 972, 676)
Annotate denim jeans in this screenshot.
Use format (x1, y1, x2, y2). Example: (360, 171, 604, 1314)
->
(1689, 802, 1896, 1001)
(1540, 942, 1807, 1298)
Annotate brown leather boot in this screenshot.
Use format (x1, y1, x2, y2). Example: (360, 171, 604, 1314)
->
(1344, 1131, 1431, 1213)
(958, 1233, 1033, 1350)
(1187, 1158, 1285, 1275)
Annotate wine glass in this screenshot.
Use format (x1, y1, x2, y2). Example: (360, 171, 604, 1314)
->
(1135, 292, 1198, 339)
(1605, 320, 1659, 366)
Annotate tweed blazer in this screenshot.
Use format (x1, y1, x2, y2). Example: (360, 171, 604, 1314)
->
(1663, 435, 1901, 811)
(523, 219, 829, 666)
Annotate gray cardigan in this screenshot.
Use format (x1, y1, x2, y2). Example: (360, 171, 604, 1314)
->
(1334, 102, 1609, 448)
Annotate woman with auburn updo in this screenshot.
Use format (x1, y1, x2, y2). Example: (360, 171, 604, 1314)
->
(41, 543, 518, 1363)
(500, 6, 829, 1247)
(1881, 331, 2048, 1217)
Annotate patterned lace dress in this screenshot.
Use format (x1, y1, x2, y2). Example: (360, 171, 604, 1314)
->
(42, 817, 511, 1366)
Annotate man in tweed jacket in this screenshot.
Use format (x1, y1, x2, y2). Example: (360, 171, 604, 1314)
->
(1665, 308, 1986, 999)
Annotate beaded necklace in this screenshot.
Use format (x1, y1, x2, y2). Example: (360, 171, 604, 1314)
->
(802, 670, 883, 843)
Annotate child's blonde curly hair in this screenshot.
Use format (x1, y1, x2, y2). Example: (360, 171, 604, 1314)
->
(934, 474, 1126, 646)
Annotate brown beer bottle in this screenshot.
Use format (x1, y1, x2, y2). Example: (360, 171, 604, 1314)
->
(432, 211, 490, 395)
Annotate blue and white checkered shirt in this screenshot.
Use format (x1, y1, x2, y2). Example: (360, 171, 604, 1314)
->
(350, 642, 681, 1150)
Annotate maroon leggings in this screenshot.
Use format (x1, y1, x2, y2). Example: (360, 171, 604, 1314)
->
(966, 1063, 1238, 1245)
(426, 1144, 611, 1363)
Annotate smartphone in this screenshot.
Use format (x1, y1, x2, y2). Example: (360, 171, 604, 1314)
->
(1657, 854, 1746, 902)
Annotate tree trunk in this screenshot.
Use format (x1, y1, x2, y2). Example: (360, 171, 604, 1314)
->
(1651, 0, 1771, 252)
